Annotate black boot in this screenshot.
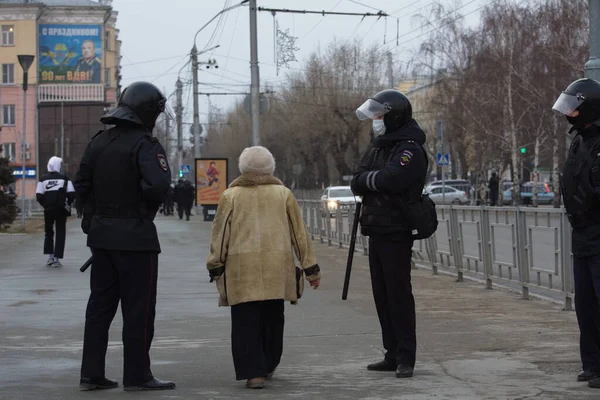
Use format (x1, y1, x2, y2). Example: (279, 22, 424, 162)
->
(124, 377, 176, 391)
(396, 365, 414, 378)
(367, 360, 396, 371)
(79, 377, 118, 391)
(580, 370, 600, 382)
(589, 377, 600, 388)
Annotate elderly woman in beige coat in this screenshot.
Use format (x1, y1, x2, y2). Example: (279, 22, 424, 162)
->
(206, 146, 321, 389)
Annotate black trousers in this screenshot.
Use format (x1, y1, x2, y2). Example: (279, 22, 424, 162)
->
(368, 238, 416, 367)
(44, 210, 67, 259)
(574, 254, 600, 371)
(177, 204, 191, 219)
(81, 249, 158, 386)
(231, 300, 284, 380)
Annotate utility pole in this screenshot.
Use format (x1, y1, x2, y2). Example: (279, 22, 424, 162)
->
(60, 101, 64, 159)
(176, 78, 183, 178)
(165, 115, 171, 170)
(387, 52, 394, 88)
(586, 0, 600, 81)
(207, 94, 212, 140)
(191, 45, 202, 158)
(249, 0, 261, 146)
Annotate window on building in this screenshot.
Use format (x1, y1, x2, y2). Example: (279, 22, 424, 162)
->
(2, 104, 15, 125)
(2, 64, 15, 84)
(104, 31, 110, 50)
(1, 143, 16, 162)
(104, 68, 110, 85)
(1, 25, 14, 46)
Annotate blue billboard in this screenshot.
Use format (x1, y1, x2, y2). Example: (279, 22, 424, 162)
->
(38, 24, 102, 84)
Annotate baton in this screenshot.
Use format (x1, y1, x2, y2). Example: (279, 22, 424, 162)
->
(342, 201, 362, 300)
(80, 256, 93, 273)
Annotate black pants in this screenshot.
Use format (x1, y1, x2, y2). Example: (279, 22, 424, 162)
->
(177, 205, 191, 220)
(231, 300, 284, 380)
(44, 210, 67, 259)
(369, 238, 416, 367)
(81, 249, 158, 386)
(574, 254, 600, 371)
(489, 191, 498, 206)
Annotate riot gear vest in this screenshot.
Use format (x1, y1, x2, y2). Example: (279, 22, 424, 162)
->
(91, 126, 149, 218)
(360, 142, 424, 237)
(562, 129, 600, 228)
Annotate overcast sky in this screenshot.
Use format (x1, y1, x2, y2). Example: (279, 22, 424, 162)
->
(111, 0, 488, 133)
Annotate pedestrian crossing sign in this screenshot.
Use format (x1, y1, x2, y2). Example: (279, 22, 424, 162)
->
(181, 164, 191, 174)
(436, 153, 450, 166)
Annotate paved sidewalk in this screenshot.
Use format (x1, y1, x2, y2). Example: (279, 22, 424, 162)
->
(0, 215, 594, 399)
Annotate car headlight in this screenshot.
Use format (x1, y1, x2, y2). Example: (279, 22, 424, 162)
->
(328, 200, 338, 209)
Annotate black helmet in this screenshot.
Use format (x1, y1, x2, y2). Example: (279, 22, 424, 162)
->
(100, 81, 167, 130)
(356, 89, 413, 132)
(552, 78, 600, 129)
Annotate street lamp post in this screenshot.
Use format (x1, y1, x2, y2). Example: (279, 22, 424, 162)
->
(586, 0, 600, 80)
(17, 54, 34, 230)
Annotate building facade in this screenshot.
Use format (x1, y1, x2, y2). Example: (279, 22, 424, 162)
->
(0, 0, 121, 198)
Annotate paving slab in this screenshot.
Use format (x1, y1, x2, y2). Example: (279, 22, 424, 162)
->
(0, 214, 595, 399)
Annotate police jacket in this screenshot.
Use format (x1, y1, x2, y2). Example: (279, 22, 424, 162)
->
(351, 119, 427, 239)
(562, 125, 600, 256)
(74, 123, 171, 252)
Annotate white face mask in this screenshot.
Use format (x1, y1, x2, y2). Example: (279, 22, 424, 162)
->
(372, 119, 386, 137)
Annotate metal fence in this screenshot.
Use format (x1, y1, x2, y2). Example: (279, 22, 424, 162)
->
(297, 200, 574, 310)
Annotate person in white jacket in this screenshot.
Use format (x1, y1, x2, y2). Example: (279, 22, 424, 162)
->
(36, 156, 75, 267)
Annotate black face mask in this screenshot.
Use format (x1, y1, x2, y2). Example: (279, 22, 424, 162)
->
(567, 115, 586, 130)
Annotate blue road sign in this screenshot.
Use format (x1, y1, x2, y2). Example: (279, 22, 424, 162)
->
(181, 164, 191, 174)
(436, 153, 450, 166)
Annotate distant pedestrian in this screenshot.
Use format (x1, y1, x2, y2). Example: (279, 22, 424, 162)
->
(207, 146, 321, 389)
(36, 156, 75, 268)
(182, 180, 194, 220)
(488, 172, 499, 206)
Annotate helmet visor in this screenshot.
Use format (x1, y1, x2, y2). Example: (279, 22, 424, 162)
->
(552, 92, 585, 116)
(356, 99, 390, 120)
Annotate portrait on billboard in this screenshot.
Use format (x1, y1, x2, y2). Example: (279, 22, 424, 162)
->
(38, 24, 102, 84)
(195, 158, 228, 206)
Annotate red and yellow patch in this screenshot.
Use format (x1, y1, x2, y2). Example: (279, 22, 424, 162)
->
(399, 150, 413, 166)
(157, 154, 168, 171)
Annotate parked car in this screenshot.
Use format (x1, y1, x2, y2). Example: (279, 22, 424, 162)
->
(425, 185, 469, 205)
(426, 180, 472, 197)
(502, 182, 554, 205)
(320, 186, 360, 217)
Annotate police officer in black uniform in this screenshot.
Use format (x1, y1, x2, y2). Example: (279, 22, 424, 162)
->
(351, 89, 428, 378)
(74, 81, 175, 392)
(553, 78, 600, 389)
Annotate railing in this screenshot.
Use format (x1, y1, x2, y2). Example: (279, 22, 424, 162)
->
(297, 200, 574, 311)
(38, 84, 104, 103)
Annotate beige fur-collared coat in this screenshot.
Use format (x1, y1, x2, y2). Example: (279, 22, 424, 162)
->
(206, 173, 321, 306)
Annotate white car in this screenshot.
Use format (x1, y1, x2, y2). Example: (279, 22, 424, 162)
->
(425, 185, 469, 205)
(321, 186, 361, 217)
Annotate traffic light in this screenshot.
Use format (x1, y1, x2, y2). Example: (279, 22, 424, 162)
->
(178, 169, 183, 178)
(519, 147, 527, 154)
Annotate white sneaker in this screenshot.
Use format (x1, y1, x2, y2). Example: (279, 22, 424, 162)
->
(52, 259, 63, 268)
(46, 257, 55, 266)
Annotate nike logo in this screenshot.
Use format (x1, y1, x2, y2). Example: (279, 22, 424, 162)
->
(46, 181, 59, 190)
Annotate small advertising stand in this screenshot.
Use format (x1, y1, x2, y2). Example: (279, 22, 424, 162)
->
(195, 158, 228, 221)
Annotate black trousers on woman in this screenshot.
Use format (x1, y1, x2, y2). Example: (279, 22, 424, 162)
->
(230, 299, 284, 380)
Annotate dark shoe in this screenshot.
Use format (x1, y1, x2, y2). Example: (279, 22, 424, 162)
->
(396, 365, 414, 378)
(367, 360, 396, 371)
(580, 370, 600, 382)
(79, 377, 118, 391)
(589, 377, 600, 388)
(124, 378, 176, 391)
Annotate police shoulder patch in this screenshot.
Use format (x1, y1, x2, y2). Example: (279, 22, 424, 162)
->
(399, 149, 413, 166)
(157, 153, 169, 171)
